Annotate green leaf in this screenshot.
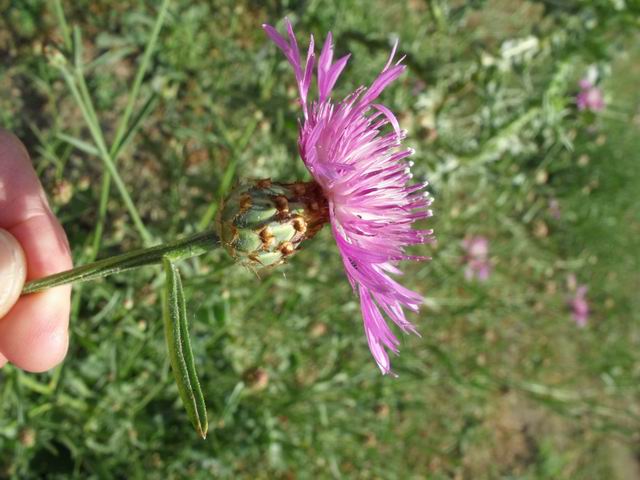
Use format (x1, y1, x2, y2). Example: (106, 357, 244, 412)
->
(162, 257, 208, 439)
(110, 93, 159, 160)
(56, 132, 100, 156)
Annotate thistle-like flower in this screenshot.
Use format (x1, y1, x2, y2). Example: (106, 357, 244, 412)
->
(570, 285, 589, 328)
(262, 20, 434, 374)
(567, 274, 589, 328)
(462, 235, 491, 282)
(576, 78, 605, 112)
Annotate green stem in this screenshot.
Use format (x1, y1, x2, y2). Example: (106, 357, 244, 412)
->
(22, 231, 219, 295)
(56, 65, 154, 246)
(52, 0, 72, 51)
(111, 0, 170, 154)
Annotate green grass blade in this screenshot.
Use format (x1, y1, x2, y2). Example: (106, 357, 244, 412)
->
(111, 93, 159, 160)
(197, 159, 237, 231)
(162, 258, 209, 439)
(91, 172, 111, 255)
(85, 47, 137, 72)
(52, 0, 72, 51)
(196, 115, 259, 230)
(55, 62, 154, 246)
(56, 132, 100, 156)
(110, 0, 171, 156)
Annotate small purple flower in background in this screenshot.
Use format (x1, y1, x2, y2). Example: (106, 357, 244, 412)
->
(567, 274, 589, 327)
(263, 20, 434, 374)
(576, 78, 605, 112)
(570, 285, 589, 327)
(462, 235, 491, 281)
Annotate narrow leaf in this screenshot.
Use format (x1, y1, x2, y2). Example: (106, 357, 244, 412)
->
(162, 257, 208, 438)
(111, 93, 159, 159)
(57, 132, 100, 156)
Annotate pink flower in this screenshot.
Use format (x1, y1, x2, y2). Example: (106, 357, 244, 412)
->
(577, 79, 605, 112)
(569, 281, 589, 328)
(462, 235, 491, 282)
(263, 20, 433, 374)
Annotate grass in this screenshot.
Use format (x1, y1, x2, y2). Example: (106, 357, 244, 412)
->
(0, 1, 639, 478)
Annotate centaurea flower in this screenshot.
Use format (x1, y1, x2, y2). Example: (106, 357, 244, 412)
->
(570, 285, 589, 327)
(462, 235, 491, 282)
(567, 274, 589, 327)
(263, 20, 434, 374)
(576, 78, 605, 112)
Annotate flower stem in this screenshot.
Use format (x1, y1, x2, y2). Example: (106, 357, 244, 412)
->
(22, 230, 219, 295)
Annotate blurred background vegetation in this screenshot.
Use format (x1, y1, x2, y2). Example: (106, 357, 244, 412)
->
(1, 0, 639, 478)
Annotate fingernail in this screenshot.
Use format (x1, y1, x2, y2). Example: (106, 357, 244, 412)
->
(0, 228, 27, 318)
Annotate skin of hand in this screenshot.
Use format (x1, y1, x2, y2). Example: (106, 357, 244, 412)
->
(0, 130, 73, 371)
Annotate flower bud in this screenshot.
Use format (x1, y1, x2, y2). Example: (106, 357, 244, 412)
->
(217, 179, 329, 268)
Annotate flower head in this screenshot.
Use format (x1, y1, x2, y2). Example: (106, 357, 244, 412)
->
(570, 285, 589, 327)
(218, 180, 328, 268)
(576, 78, 605, 112)
(263, 20, 433, 374)
(462, 235, 491, 282)
(567, 274, 589, 327)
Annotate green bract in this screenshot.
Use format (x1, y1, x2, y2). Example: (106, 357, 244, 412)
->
(217, 179, 329, 268)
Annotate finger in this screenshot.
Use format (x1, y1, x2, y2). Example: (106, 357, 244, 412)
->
(0, 213, 72, 371)
(0, 131, 73, 372)
(0, 228, 27, 318)
(0, 286, 70, 371)
(0, 130, 71, 269)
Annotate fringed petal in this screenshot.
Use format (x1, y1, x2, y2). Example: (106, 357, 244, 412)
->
(264, 20, 433, 374)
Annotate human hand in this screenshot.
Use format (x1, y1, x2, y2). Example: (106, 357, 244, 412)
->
(0, 130, 73, 372)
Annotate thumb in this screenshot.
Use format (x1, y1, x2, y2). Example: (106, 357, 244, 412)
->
(0, 228, 27, 318)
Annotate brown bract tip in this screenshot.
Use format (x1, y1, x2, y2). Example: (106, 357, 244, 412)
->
(274, 195, 289, 213)
(256, 178, 272, 189)
(259, 226, 275, 250)
(279, 241, 295, 256)
(239, 194, 252, 213)
(292, 216, 307, 234)
(284, 181, 330, 241)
